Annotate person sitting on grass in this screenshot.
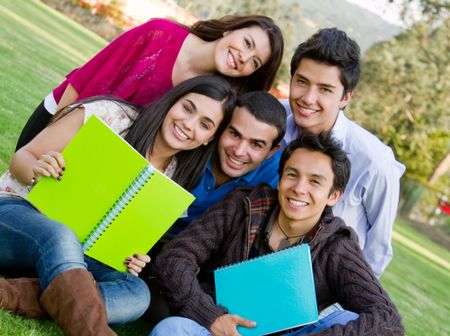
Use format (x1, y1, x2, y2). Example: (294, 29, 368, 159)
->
(148, 132, 404, 336)
(0, 75, 235, 336)
(135, 90, 287, 324)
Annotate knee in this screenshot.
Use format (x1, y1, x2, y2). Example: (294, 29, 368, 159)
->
(106, 275, 150, 325)
(35, 223, 85, 286)
(130, 275, 151, 314)
(150, 317, 207, 336)
(41, 223, 82, 255)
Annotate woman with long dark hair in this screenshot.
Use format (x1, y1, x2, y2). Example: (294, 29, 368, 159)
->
(0, 75, 235, 335)
(16, 15, 284, 149)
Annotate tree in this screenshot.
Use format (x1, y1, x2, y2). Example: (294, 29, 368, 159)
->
(348, 16, 449, 217)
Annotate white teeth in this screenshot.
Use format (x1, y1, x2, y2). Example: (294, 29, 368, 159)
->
(288, 198, 307, 207)
(297, 104, 319, 115)
(228, 51, 236, 69)
(174, 124, 189, 140)
(228, 155, 245, 166)
(301, 107, 318, 114)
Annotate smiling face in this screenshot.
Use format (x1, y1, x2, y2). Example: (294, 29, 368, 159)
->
(214, 106, 279, 185)
(214, 25, 272, 78)
(289, 58, 352, 134)
(277, 148, 342, 234)
(159, 92, 224, 152)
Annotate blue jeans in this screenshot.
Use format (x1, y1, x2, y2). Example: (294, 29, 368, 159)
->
(0, 197, 150, 325)
(149, 311, 359, 335)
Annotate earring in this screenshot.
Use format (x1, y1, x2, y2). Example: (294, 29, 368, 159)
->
(203, 142, 208, 146)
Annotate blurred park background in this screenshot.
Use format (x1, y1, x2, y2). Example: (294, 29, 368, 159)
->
(0, 0, 448, 335)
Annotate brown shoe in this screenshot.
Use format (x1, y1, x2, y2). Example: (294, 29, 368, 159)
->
(0, 277, 47, 318)
(39, 269, 116, 336)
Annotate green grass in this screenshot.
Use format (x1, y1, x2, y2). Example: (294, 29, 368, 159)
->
(1, 1, 449, 335)
(0, 0, 105, 171)
(0, 0, 150, 334)
(381, 219, 450, 336)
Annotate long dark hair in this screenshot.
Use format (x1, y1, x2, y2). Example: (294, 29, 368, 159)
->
(191, 15, 284, 93)
(54, 75, 236, 190)
(126, 75, 235, 189)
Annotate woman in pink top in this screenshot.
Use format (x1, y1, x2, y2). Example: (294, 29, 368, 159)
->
(16, 15, 284, 149)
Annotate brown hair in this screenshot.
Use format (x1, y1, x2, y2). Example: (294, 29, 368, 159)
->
(191, 15, 284, 93)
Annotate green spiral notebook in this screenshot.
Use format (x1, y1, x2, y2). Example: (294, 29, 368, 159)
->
(214, 244, 318, 336)
(27, 115, 195, 272)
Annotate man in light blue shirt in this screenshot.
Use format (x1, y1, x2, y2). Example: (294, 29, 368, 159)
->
(169, 91, 286, 236)
(281, 28, 405, 277)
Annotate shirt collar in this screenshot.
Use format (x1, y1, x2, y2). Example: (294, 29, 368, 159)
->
(330, 110, 348, 141)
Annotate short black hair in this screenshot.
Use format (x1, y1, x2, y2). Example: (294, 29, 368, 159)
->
(235, 91, 287, 148)
(290, 28, 361, 94)
(278, 132, 351, 193)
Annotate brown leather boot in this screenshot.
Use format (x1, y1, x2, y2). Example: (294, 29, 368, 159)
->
(39, 269, 116, 336)
(0, 277, 47, 318)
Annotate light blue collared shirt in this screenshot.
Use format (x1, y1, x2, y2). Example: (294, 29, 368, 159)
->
(281, 99, 406, 277)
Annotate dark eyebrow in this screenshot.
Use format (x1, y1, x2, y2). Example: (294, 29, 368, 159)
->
(294, 74, 308, 81)
(310, 173, 327, 182)
(186, 98, 217, 127)
(203, 116, 216, 127)
(248, 34, 263, 66)
(247, 34, 256, 49)
(294, 73, 337, 90)
(319, 83, 337, 90)
(228, 125, 242, 136)
(229, 125, 268, 146)
(284, 166, 298, 174)
(185, 99, 196, 111)
(284, 166, 327, 181)
(252, 139, 268, 147)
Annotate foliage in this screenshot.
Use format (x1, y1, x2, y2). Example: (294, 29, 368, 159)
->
(392, 0, 450, 24)
(349, 0, 449, 219)
(348, 18, 450, 190)
(70, 0, 131, 28)
(0, 1, 449, 335)
(174, 0, 403, 84)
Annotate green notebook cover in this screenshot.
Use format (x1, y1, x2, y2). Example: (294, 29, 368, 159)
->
(28, 115, 195, 271)
(214, 244, 318, 336)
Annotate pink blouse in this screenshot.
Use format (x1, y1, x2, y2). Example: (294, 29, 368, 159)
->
(52, 19, 190, 106)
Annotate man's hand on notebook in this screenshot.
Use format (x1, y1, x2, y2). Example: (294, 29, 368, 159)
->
(210, 313, 256, 336)
(125, 253, 151, 276)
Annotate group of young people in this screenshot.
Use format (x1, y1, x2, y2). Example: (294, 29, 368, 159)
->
(0, 13, 405, 336)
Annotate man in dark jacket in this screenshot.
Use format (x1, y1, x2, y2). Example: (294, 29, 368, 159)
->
(149, 132, 404, 336)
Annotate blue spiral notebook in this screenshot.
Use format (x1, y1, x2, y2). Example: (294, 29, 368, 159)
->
(214, 244, 318, 336)
(28, 115, 195, 272)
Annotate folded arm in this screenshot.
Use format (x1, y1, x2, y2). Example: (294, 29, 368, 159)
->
(316, 234, 404, 335)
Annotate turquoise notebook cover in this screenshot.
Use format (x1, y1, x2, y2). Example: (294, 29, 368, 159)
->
(214, 244, 318, 336)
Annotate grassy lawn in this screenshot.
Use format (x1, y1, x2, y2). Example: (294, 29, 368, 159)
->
(382, 219, 450, 336)
(0, 1, 449, 335)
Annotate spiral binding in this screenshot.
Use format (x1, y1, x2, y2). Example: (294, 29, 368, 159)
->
(82, 165, 154, 251)
(214, 243, 310, 273)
